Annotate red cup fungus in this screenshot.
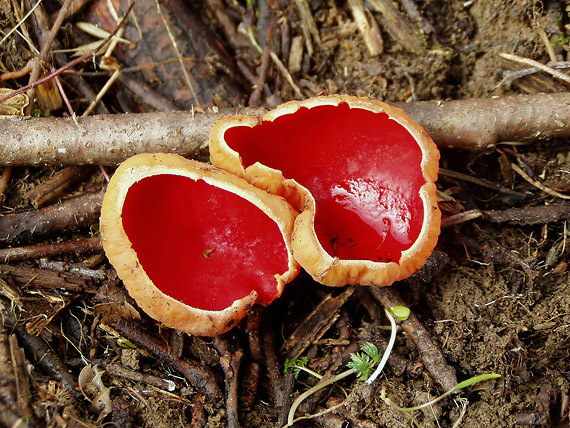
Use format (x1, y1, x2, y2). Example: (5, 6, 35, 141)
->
(100, 153, 299, 336)
(209, 95, 441, 287)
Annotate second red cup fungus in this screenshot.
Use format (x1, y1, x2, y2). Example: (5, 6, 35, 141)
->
(210, 95, 441, 287)
(100, 153, 299, 336)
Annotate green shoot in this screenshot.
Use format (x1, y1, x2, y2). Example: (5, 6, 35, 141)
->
(366, 307, 399, 384)
(286, 367, 358, 426)
(453, 373, 502, 391)
(347, 342, 382, 381)
(286, 345, 384, 425)
(286, 306, 408, 425)
(284, 357, 323, 380)
(381, 373, 502, 413)
(284, 302, 500, 427)
(390, 305, 410, 321)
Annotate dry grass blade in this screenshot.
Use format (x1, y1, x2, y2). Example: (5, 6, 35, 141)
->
(511, 163, 570, 200)
(500, 53, 570, 86)
(0, 0, 42, 47)
(366, 0, 425, 52)
(154, 0, 201, 109)
(348, 0, 383, 56)
(270, 51, 304, 98)
(293, 0, 320, 55)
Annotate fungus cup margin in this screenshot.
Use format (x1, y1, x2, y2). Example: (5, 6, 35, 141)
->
(209, 95, 441, 287)
(100, 153, 299, 337)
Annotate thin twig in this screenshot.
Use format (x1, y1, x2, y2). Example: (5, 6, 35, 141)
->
(498, 61, 570, 87)
(0, 0, 42, 47)
(38, 0, 72, 61)
(293, 0, 320, 55)
(0, 167, 13, 210)
(103, 361, 176, 391)
(439, 168, 527, 200)
(441, 209, 484, 228)
(282, 287, 355, 360)
(249, 22, 274, 106)
(114, 319, 222, 402)
(23, 165, 95, 208)
(0, 0, 136, 106)
(0, 263, 99, 293)
(537, 28, 557, 64)
(442, 203, 570, 228)
(500, 53, 570, 86)
(270, 51, 304, 98)
(155, 0, 202, 109)
(0, 300, 83, 401)
(214, 337, 243, 428)
(511, 163, 570, 200)
(24, 0, 73, 115)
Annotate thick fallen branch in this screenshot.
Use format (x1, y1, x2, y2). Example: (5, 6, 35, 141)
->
(0, 236, 102, 262)
(114, 319, 223, 402)
(0, 93, 569, 166)
(0, 190, 103, 245)
(401, 92, 570, 149)
(441, 202, 570, 228)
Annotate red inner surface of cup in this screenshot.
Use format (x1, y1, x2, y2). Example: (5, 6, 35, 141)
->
(224, 103, 426, 263)
(122, 174, 288, 311)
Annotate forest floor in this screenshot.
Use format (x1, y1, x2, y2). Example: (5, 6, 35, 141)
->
(0, 0, 569, 427)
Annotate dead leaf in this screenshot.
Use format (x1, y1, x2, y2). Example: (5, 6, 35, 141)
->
(0, 88, 29, 116)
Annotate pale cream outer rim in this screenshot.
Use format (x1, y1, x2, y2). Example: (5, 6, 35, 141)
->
(209, 95, 441, 287)
(100, 153, 299, 336)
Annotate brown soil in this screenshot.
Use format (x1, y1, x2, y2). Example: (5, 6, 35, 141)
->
(0, 0, 569, 427)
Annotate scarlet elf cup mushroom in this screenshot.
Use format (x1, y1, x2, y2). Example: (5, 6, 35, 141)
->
(209, 95, 441, 287)
(100, 153, 299, 337)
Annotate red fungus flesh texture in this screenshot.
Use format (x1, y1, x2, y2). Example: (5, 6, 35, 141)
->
(121, 174, 288, 311)
(224, 103, 426, 263)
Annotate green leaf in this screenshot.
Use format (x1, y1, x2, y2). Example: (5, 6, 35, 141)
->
(348, 344, 383, 382)
(390, 306, 411, 321)
(453, 373, 501, 391)
(347, 353, 372, 381)
(117, 338, 137, 349)
(284, 357, 309, 379)
(361, 342, 382, 364)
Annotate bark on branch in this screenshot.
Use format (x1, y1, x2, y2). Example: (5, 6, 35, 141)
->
(1, 93, 569, 166)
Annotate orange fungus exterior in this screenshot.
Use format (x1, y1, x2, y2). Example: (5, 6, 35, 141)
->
(100, 153, 299, 336)
(209, 95, 441, 287)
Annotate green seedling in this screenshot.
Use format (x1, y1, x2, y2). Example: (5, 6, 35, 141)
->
(366, 306, 408, 384)
(284, 305, 405, 426)
(390, 305, 411, 321)
(283, 306, 498, 427)
(283, 356, 322, 380)
(347, 342, 382, 381)
(116, 338, 137, 349)
(380, 373, 502, 422)
(284, 342, 383, 426)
